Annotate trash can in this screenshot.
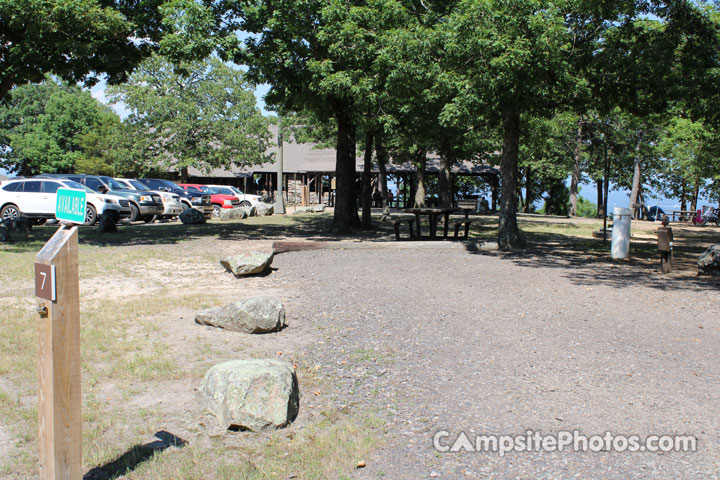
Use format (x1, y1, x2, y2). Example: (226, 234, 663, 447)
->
(611, 207, 632, 259)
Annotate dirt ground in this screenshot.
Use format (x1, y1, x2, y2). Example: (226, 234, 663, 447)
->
(1, 213, 718, 479)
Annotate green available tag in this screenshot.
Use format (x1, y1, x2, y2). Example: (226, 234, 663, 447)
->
(55, 188, 87, 224)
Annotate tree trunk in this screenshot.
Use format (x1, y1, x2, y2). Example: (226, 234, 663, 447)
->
(517, 182, 525, 212)
(181, 166, 189, 183)
(569, 115, 583, 216)
(691, 177, 700, 212)
(524, 166, 532, 213)
(333, 110, 360, 232)
(375, 133, 389, 215)
(596, 179, 604, 218)
(414, 150, 427, 208)
(680, 179, 687, 212)
(628, 130, 643, 209)
(438, 149, 453, 208)
(498, 108, 525, 249)
(361, 131, 374, 230)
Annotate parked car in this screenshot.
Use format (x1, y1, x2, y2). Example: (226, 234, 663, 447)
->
(139, 178, 213, 219)
(116, 178, 184, 221)
(0, 177, 130, 224)
(204, 185, 262, 207)
(38, 174, 163, 222)
(177, 183, 240, 217)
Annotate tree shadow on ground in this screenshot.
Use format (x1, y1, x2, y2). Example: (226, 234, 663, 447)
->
(83, 431, 187, 480)
(1, 213, 401, 249)
(466, 232, 719, 292)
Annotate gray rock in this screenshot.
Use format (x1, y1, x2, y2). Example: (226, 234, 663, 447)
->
(219, 207, 248, 221)
(195, 297, 286, 333)
(197, 359, 300, 431)
(241, 205, 257, 217)
(96, 211, 117, 233)
(0, 216, 31, 240)
(312, 204, 326, 212)
(294, 206, 314, 214)
(477, 241, 499, 251)
(698, 244, 720, 276)
(256, 203, 274, 216)
(220, 251, 274, 276)
(0, 225, 11, 243)
(179, 207, 207, 224)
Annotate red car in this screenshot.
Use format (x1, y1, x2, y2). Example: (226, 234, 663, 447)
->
(178, 183, 240, 217)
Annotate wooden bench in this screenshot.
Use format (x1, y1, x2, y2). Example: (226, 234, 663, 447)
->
(448, 215, 473, 239)
(387, 214, 416, 240)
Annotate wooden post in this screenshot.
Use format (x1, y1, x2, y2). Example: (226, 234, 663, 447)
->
(301, 185, 309, 206)
(319, 175, 324, 205)
(36, 226, 82, 480)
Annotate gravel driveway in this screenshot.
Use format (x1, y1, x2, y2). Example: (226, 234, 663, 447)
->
(271, 241, 720, 479)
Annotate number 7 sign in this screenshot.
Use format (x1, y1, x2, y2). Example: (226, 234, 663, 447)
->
(35, 263, 56, 301)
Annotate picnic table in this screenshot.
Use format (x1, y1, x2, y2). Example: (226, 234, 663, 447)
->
(403, 207, 473, 239)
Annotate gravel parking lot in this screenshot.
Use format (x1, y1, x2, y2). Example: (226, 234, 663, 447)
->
(273, 241, 720, 479)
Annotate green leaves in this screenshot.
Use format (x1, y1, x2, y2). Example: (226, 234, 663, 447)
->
(108, 55, 272, 176)
(0, 0, 165, 100)
(0, 79, 114, 175)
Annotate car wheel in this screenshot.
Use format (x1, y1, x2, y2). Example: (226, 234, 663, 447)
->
(84, 205, 97, 225)
(143, 215, 155, 223)
(1, 204, 21, 220)
(129, 204, 140, 222)
(212, 205, 221, 217)
(239, 200, 251, 207)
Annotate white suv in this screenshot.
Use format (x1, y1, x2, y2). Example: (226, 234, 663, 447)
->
(205, 185, 262, 207)
(0, 178, 130, 225)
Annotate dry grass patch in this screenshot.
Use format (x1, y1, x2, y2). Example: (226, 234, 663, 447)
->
(121, 408, 384, 480)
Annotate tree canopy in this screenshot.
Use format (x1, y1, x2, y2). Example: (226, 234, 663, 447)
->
(0, 78, 117, 175)
(107, 54, 272, 179)
(0, 0, 170, 101)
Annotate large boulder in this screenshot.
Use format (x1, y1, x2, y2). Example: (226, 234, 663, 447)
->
(698, 244, 720, 276)
(0, 224, 10, 243)
(220, 251, 274, 276)
(312, 204, 326, 212)
(179, 207, 207, 224)
(197, 359, 300, 431)
(219, 207, 248, 221)
(255, 203, 274, 216)
(240, 205, 257, 217)
(294, 206, 314, 214)
(96, 211, 117, 233)
(0, 216, 31, 241)
(195, 298, 285, 333)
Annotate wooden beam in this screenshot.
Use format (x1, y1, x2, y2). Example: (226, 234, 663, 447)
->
(272, 240, 331, 254)
(36, 226, 82, 480)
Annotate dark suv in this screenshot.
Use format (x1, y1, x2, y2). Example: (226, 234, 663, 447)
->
(40, 174, 163, 222)
(140, 178, 213, 219)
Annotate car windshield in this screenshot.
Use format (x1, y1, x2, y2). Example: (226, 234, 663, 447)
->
(106, 178, 130, 190)
(229, 187, 244, 195)
(214, 187, 234, 195)
(60, 180, 94, 193)
(162, 181, 185, 194)
(129, 180, 150, 190)
(186, 186, 203, 193)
